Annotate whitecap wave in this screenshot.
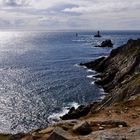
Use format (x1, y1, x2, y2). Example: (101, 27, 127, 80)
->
(86, 75, 94, 78)
(48, 107, 69, 124)
(91, 81, 95, 85)
(68, 102, 79, 109)
(87, 69, 94, 72)
(99, 95, 106, 100)
(48, 102, 79, 124)
(74, 64, 87, 69)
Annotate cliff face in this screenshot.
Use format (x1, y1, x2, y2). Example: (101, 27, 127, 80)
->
(82, 39, 140, 105)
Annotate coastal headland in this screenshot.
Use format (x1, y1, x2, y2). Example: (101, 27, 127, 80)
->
(1, 39, 140, 140)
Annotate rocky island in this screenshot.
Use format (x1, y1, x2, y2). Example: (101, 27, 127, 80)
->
(95, 39, 113, 48)
(1, 39, 140, 140)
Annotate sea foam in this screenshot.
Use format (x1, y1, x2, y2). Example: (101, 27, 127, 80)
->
(48, 102, 79, 123)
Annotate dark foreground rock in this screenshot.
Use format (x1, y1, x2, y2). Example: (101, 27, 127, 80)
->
(81, 39, 140, 106)
(95, 39, 113, 48)
(73, 121, 92, 135)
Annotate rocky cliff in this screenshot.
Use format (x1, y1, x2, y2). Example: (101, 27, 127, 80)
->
(81, 39, 140, 105)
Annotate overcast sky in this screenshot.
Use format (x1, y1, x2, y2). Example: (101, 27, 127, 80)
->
(0, 0, 140, 30)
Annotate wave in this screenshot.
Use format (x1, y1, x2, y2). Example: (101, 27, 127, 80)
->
(91, 81, 95, 85)
(87, 69, 95, 72)
(86, 75, 94, 78)
(48, 102, 79, 123)
(74, 64, 87, 69)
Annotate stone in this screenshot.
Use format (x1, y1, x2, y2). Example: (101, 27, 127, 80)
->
(9, 133, 25, 140)
(90, 120, 127, 128)
(99, 127, 104, 130)
(73, 121, 92, 135)
(61, 104, 92, 120)
(38, 127, 54, 134)
(20, 135, 33, 140)
(118, 125, 123, 128)
(47, 127, 69, 140)
(95, 39, 113, 48)
(0, 134, 10, 140)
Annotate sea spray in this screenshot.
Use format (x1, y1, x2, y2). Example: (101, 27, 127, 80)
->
(48, 102, 79, 123)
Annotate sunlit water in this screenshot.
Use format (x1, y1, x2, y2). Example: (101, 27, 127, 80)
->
(0, 30, 139, 133)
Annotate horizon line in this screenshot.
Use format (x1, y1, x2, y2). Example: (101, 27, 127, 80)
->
(0, 28, 140, 32)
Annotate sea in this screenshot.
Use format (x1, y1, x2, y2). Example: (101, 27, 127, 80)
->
(0, 30, 139, 133)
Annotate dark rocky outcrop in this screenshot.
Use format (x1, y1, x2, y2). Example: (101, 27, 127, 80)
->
(61, 102, 100, 120)
(81, 39, 140, 106)
(73, 121, 92, 135)
(95, 39, 113, 48)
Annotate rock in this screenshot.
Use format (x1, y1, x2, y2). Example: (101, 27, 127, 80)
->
(73, 121, 92, 135)
(9, 133, 25, 140)
(130, 114, 139, 119)
(0, 134, 10, 140)
(90, 120, 128, 128)
(38, 127, 54, 134)
(47, 127, 69, 140)
(95, 39, 113, 48)
(61, 102, 99, 120)
(20, 135, 33, 140)
(80, 57, 106, 71)
(118, 125, 123, 128)
(99, 127, 104, 130)
(69, 107, 75, 114)
(61, 105, 89, 120)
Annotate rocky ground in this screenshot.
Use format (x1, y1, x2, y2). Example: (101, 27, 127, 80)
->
(1, 39, 140, 140)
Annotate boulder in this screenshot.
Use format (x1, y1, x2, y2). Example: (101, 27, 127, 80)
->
(47, 127, 69, 140)
(73, 121, 92, 135)
(95, 39, 113, 48)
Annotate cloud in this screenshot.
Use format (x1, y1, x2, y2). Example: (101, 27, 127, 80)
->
(63, 0, 140, 14)
(0, 0, 139, 30)
(1, 0, 30, 7)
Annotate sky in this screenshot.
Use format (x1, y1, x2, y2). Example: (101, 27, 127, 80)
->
(0, 0, 140, 30)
